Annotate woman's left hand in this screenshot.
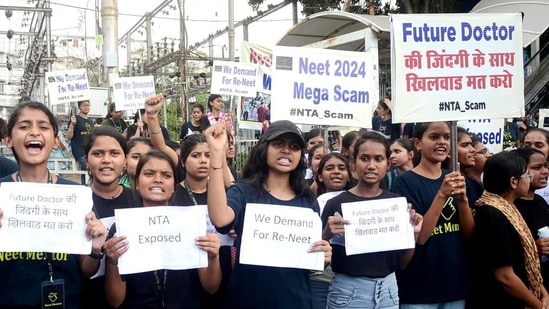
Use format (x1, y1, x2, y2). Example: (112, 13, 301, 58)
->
(408, 204, 423, 236)
(308, 240, 332, 264)
(196, 233, 221, 260)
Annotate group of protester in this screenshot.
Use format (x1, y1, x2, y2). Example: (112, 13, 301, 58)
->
(0, 91, 549, 309)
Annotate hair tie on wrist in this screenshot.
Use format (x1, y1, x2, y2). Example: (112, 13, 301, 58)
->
(210, 165, 222, 170)
(150, 130, 162, 135)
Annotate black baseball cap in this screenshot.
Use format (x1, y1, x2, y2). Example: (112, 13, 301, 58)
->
(261, 120, 305, 148)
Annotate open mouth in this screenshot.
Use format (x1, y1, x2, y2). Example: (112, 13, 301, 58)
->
(149, 187, 165, 192)
(25, 141, 44, 154)
(278, 157, 292, 166)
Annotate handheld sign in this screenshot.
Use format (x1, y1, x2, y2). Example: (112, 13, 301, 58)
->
(239, 203, 325, 271)
(539, 109, 549, 130)
(457, 119, 504, 154)
(46, 68, 91, 105)
(271, 46, 378, 127)
(341, 197, 414, 255)
(112, 76, 156, 111)
(391, 13, 524, 123)
(210, 60, 261, 97)
(115, 206, 208, 275)
(0, 182, 93, 254)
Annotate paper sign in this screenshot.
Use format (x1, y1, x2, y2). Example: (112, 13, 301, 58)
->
(203, 205, 234, 247)
(210, 60, 261, 97)
(91, 216, 115, 279)
(46, 69, 91, 105)
(239, 203, 325, 271)
(271, 46, 378, 127)
(112, 76, 156, 110)
(341, 197, 414, 255)
(391, 13, 524, 122)
(115, 206, 208, 275)
(457, 119, 504, 154)
(539, 109, 549, 131)
(0, 182, 93, 254)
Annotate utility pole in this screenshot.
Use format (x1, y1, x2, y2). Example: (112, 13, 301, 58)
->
(177, 0, 187, 121)
(101, 0, 119, 94)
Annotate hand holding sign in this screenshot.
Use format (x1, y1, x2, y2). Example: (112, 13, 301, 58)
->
(407, 205, 423, 236)
(441, 171, 466, 197)
(308, 240, 332, 264)
(85, 211, 107, 253)
(0, 207, 3, 228)
(196, 233, 221, 260)
(323, 213, 350, 240)
(105, 235, 129, 266)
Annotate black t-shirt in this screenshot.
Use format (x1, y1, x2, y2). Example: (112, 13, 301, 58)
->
(0, 156, 18, 178)
(179, 122, 202, 139)
(469, 206, 529, 309)
(321, 190, 404, 277)
(515, 194, 549, 291)
(83, 186, 139, 309)
(125, 124, 171, 141)
(171, 183, 207, 206)
(122, 269, 201, 309)
(465, 174, 483, 209)
(71, 115, 95, 159)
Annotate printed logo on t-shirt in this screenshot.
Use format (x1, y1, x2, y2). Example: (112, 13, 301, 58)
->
(432, 196, 460, 236)
(0, 252, 68, 262)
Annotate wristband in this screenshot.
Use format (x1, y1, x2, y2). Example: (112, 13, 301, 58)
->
(89, 247, 105, 259)
(210, 165, 223, 170)
(150, 130, 162, 135)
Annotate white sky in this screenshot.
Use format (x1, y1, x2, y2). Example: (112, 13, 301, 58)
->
(3, 0, 299, 67)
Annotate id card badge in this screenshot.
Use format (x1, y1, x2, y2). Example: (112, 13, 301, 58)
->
(41, 279, 65, 309)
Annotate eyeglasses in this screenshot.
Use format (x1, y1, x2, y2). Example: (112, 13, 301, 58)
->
(520, 172, 534, 182)
(474, 148, 489, 157)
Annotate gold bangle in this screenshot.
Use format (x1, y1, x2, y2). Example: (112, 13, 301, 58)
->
(210, 165, 223, 170)
(150, 130, 162, 135)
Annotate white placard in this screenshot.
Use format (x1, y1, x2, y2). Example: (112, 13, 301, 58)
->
(341, 197, 414, 255)
(457, 119, 504, 154)
(210, 60, 261, 97)
(0, 182, 93, 254)
(271, 46, 378, 127)
(539, 109, 549, 130)
(46, 68, 91, 105)
(112, 76, 156, 110)
(391, 13, 524, 122)
(91, 216, 115, 279)
(239, 203, 325, 271)
(115, 206, 208, 275)
(203, 205, 234, 247)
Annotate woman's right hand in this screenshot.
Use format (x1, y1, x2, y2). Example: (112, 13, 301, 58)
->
(104, 236, 129, 265)
(439, 171, 466, 198)
(326, 215, 349, 236)
(537, 237, 549, 255)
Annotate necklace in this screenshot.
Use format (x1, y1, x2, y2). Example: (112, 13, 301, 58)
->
(111, 185, 123, 199)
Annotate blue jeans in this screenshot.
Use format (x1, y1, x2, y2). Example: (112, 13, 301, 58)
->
(327, 272, 399, 309)
(311, 279, 330, 309)
(400, 300, 466, 309)
(76, 155, 87, 184)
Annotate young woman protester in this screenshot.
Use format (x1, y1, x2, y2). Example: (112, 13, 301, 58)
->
(470, 150, 549, 308)
(455, 127, 483, 209)
(180, 103, 210, 139)
(206, 94, 234, 139)
(308, 143, 327, 192)
(514, 147, 549, 291)
(145, 94, 234, 308)
(104, 149, 222, 308)
(119, 137, 152, 189)
(386, 138, 414, 191)
(522, 128, 549, 204)
(206, 120, 332, 309)
(82, 126, 139, 309)
(392, 122, 474, 309)
(0, 101, 107, 308)
(321, 132, 423, 309)
(462, 133, 490, 202)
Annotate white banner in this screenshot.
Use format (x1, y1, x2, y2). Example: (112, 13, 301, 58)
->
(112, 76, 156, 110)
(0, 182, 93, 254)
(341, 197, 414, 255)
(539, 109, 549, 131)
(457, 119, 504, 154)
(115, 206, 208, 275)
(239, 203, 325, 271)
(391, 13, 524, 122)
(46, 69, 91, 105)
(271, 46, 378, 127)
(210, 60, 261, 97)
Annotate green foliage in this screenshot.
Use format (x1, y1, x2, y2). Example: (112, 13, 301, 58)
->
(163, 99, 182, 141)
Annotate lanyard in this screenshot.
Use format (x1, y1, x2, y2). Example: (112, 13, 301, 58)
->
(182, 181, 199, 206)
(154, 269, 168, 308)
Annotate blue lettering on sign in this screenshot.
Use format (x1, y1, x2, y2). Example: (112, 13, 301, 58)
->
(402, 21, 516, 43)
(262, 73, 271, 91)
